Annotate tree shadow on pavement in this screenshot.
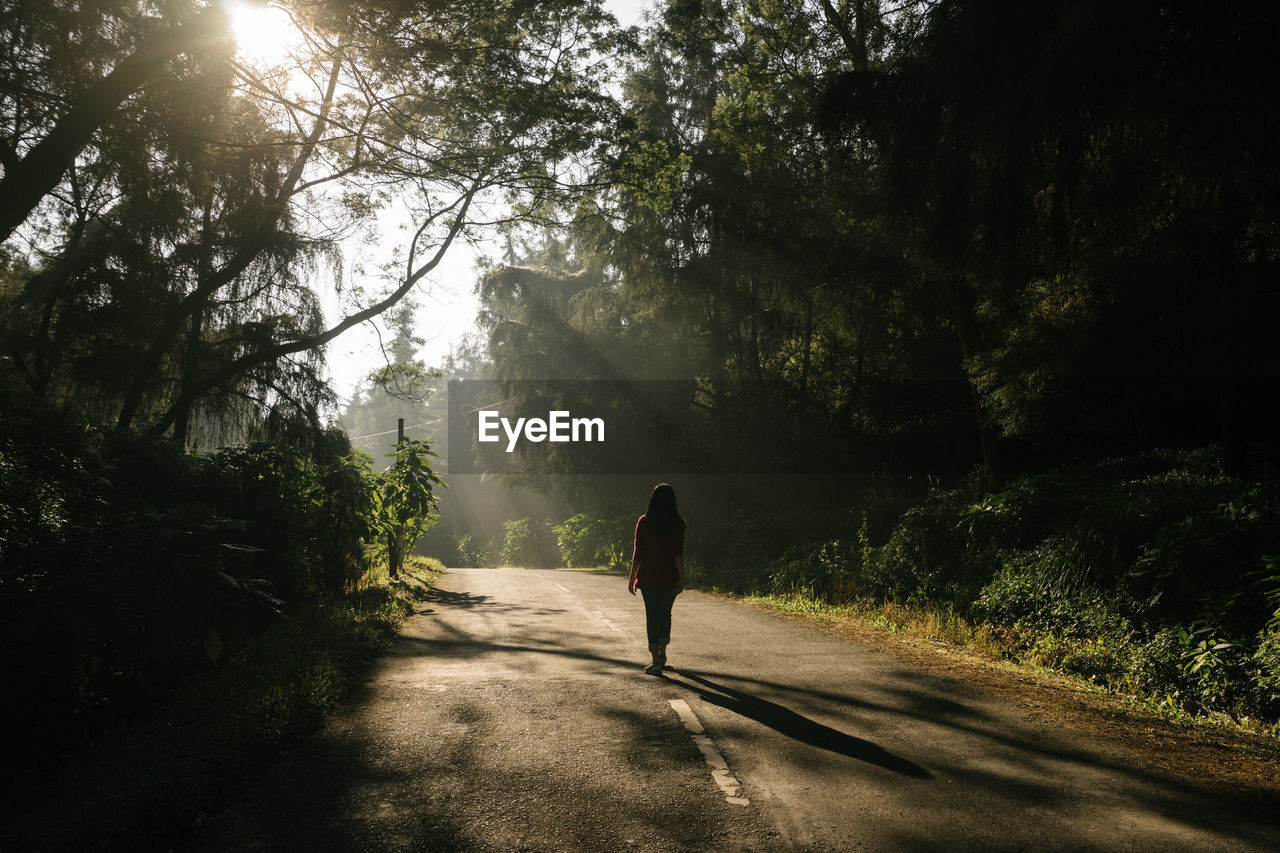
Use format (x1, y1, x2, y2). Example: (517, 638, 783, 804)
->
(424, 588, 492, 608)
(662, 669, 932, 779)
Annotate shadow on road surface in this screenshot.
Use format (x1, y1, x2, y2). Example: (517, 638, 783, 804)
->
(423, 588, 492, 608)
(662, 669, 932, 778)
(186, 573, 1280, 852)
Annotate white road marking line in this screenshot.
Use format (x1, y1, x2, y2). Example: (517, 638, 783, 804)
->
(543, 575, 628, 633)
(592, 610, 624, 632)
(668, 699, 750, 806)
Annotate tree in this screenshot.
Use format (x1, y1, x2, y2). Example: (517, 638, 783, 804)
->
(340, 302, 443, 470)
(0, 1, 228, 244)
(378, 437, 444, 577)
(1, 0, 624, 444)
(855, 1, 1280, 474)
(573, 0, 960, 482)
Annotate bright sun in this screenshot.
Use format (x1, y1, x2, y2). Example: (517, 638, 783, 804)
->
(222, 0, 305, 69)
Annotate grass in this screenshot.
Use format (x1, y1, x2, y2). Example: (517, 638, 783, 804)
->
(742, 587, 1280, 741)
(687, 449, 1280, 738)
(0, 556, 442, 853)
(559, 563, 630, 575)
(748, 589, 1003, 656)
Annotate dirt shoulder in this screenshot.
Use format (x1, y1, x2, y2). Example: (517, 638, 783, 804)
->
(737, 596, 1280, 807)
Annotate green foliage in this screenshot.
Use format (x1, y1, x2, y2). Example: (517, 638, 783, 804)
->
(0, 381, 448, 761)
(499, 517, 561, 568)
(207, 439, 378, 600)
(1251, 626, 1280, 719)
(1, 558, 441, 853)
(553, 512, 629, 568)
(963, 454, 1280, 720)
(615, 140, 692, 214)
(1126, 488, 1280, 635)
(770, 539, 860, 602)
(454, 534, 492, 568)
(376, 438, 445, 576)
(713, 449, 1280, 726)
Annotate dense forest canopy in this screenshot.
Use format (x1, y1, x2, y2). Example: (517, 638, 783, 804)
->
(4, 0, 1276, 466)
(444, 0, 1279, 500)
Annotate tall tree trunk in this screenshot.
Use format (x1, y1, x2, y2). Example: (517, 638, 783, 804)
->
(821, 0, 869, 72)
(171, 305, 206, 447)
(172, 187, 217, 448)
(799, 287, 814, 395)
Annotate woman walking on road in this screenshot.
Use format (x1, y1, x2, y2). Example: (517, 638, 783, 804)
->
(628, 483, 686, 674)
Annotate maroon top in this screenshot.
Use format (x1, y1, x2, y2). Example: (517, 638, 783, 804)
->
(632, 514, 686, 589)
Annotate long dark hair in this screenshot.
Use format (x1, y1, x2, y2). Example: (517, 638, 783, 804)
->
(644, 483, 682, 538)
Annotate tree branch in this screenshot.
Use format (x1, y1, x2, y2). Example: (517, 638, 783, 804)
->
(149, 181, 480, 436)
(117, 47, 347, 431)
(0, 5, 224, 244)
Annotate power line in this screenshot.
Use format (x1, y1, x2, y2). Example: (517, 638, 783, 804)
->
(347, 416, 444, 441)
(345, 394, 520, 441)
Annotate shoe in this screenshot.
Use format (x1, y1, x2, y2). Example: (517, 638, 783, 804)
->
(644, 649, 664, 674)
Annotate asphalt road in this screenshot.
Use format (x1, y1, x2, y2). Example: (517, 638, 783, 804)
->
(189, 568, 1279, 852)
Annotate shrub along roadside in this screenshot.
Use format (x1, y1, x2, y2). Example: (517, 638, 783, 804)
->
(699, 449, 1280, 736)
(438, 513, 633, 570)
(1, 383, 444, 760)
(553, 513, 632, 569)
(0, 557, 442, 853)
(498, 516, 562, 568)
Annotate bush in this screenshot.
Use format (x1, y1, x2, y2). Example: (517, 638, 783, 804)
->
(0, 381, 443, 759)
(553, 513, 630, 568)
(732, 447, 1280, 725)
(1, 397, 291, 751)
(1121, 627, 1186, 701)
(770, 539, 861, 602)
(206, 441, 377, 601)
(454, 534, 491, 567)
(1250, 625, 1280, 720)
(499, 517, 561, 567)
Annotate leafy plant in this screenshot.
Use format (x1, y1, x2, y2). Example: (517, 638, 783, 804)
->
(499, 517, 560, 567)
(376, 438, 445, 577)
(553, 513, 628, 568)
(455, 534, 490, 568)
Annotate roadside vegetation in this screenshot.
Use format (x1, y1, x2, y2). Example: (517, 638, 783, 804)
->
(0, 383, 443, 852)
(5, 0, 1280, 844)
(2, 556, 439, 853)
(447, 449, 1280, 737)
(705, 451, 1280, 736)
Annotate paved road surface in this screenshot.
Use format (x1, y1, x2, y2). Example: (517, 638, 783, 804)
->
(190, 568, 1279, 851)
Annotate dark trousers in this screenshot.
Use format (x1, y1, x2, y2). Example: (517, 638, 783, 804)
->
(640, 588, 678, 651)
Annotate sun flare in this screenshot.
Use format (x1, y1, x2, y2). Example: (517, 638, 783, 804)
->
(222, 0, 305, 69)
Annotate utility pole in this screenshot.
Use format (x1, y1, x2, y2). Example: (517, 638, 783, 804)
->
(390, 417, 406, 578)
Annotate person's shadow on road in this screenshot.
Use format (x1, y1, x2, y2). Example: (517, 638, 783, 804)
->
(663, 670, 931, 779)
